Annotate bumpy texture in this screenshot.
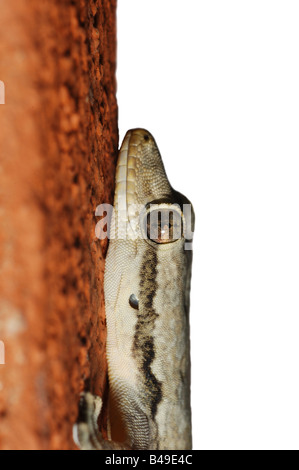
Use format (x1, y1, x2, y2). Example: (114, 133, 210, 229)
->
(0, 0, 117, 450)
(104, 130, 194, 449)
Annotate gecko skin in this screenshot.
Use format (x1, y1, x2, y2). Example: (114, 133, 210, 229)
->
(75, 129, 194, 450)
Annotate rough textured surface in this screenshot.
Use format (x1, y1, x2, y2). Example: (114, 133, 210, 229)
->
(0, 0, 117, 450)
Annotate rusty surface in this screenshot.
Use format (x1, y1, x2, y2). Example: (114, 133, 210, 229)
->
(0, 0, 117, 449)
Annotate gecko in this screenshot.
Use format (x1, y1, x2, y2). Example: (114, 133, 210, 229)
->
(74, 129, 195, 450)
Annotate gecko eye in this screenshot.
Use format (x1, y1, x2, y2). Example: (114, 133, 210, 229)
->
(129, 294, 139, 310)
(146, 207, 183, 244)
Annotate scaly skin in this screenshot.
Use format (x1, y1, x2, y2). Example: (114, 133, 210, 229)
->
(75, 129, 194, 450)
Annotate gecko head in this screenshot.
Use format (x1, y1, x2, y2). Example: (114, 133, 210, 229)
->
(113, 129, 194, 247)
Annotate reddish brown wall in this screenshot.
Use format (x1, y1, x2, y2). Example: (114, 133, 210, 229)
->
(0, 0, 117, 449)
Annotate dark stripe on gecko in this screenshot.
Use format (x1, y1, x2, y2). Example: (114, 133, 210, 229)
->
(133, 247, 162, 419)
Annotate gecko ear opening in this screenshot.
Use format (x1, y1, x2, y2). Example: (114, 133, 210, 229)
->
(129, 294, 139, 310)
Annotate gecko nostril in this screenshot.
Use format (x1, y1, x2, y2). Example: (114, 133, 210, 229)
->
(129, 294, 139, 310)
(143, 134, 149, 141)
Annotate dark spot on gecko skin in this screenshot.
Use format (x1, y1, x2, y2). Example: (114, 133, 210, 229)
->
(129, 294, 139, 310)
(143, 134, 149, 141)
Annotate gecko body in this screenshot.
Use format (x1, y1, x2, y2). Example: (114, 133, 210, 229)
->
(75, 129, 194, 450)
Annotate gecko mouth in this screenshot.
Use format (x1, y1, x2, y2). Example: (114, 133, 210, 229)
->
(113, 129, 157, 240)
(114, 129, 146, 212)
(113, 129, 144, 239)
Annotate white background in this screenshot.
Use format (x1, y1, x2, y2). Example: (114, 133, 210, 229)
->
(117, 1, 299, 450)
